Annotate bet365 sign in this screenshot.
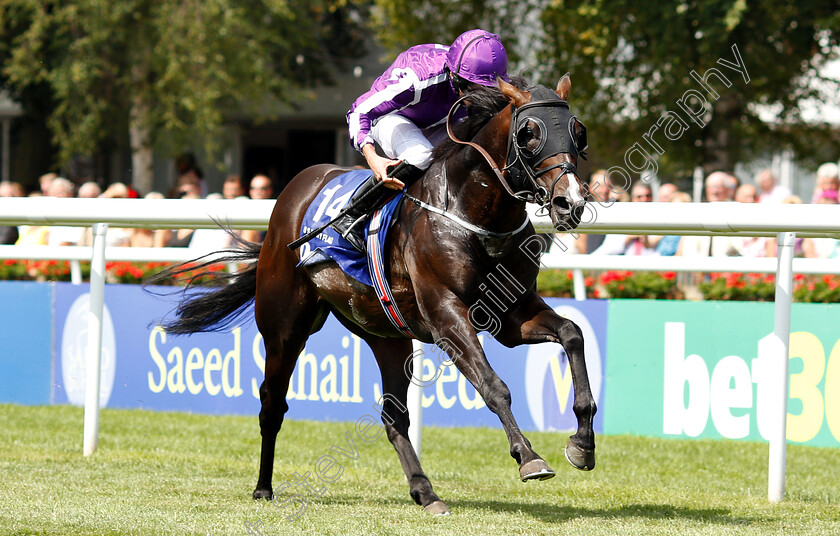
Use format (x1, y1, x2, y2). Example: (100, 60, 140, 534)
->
(605, 301, 840, 448)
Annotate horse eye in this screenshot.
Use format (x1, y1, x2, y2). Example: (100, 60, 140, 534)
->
(517, 121, 542, 153)
(516, 127, 533, 150)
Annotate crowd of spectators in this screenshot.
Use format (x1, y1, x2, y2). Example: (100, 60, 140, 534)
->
(2, 160, 838, 260)
(0, 165, 277, 249)
(547, 162, 840, 261)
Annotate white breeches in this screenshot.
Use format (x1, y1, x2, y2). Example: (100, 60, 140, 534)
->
(370, 114, 448, 170)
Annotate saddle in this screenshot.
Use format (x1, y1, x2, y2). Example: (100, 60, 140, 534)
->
(297, 170, 415, 337)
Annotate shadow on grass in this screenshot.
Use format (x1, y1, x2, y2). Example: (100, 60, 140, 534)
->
(447, 499, 765, 526)
(275, 493, 765, 527)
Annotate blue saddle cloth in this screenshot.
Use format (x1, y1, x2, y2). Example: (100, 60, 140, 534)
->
(297, 170, 402, 287)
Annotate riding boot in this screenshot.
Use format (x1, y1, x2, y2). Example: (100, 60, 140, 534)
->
(332, 163, 424, 253)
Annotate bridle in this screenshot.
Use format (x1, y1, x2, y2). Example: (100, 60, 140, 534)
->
(445, 84, 588, 212)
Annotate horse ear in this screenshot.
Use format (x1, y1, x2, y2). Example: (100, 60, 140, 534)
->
(556, 73, 572, 100)
(498, 76, 529, 107)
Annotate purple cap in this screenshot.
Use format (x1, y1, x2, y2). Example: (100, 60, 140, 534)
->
(446, 29, 509, 86)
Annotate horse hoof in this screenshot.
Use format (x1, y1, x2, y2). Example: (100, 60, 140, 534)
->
(519, 459, 556, 482)
(253, 488, 273, 500)
(423, 500, 450, 516)
(565, 443, 595, 471)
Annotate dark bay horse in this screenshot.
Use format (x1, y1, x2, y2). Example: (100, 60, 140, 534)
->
(155, 75, 596, 515)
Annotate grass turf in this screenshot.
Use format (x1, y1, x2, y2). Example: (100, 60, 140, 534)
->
(1, 404, 838, 535)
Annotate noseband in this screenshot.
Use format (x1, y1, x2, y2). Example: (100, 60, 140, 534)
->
(446, 85, 587, 211)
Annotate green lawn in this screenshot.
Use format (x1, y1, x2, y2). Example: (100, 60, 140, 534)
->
(1, 404, 838, 535)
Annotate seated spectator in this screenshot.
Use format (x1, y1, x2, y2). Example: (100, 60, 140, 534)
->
(104, 183, 134, 246)
(223, 174, 247, 199)
(756, 169, 791, 203)
(728, 173, 740, 193)
(630, 182, 653, 202)
(624, 183, 658, 255)
(802, 191, 840, 259)
(811, 162, 839, 203)
(0, 180, 25, 244)
(77, 183, 133, 247)
(729, 235, 768, 257)
(156, 180, 202, 247)
(38, 172, 57, 196)
(0, 180, 25, 197)
(165, 172, 201, 199)
(190, 194, 236, 251)
(46, 177, 82, 247)
(175, 153, 207, 197)
(705, 171, 735, 202)
(241, 174, 275, 243)
(655, 192, 692, 256)
(591, 183, 656, 255)
(766, 196, 805, 257)
(78, 181, 102, 198)
(676, 235, 727, 257)
(728, 183, 768, 256)
(130, 192, 165, 247)
(734, 184, 757, 203)
(189, 227, 234, 252)
(589, 232, 627, 256)
(15, 225, 49, 245)
(678, 174, 734, 256)
(657, 182, 678, 202)
(576, 169, 611, 254)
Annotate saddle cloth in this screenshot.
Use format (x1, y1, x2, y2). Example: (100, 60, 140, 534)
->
(298, 170, 414, 337)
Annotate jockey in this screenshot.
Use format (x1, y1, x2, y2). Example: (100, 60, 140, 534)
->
(336, 28, 510, 251)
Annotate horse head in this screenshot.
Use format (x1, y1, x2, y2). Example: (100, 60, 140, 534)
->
(499, 74, 587, 231)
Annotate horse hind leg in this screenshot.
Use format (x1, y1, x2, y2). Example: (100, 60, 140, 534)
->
(366, 337, 449, 515)
(252, 296, 328, 500)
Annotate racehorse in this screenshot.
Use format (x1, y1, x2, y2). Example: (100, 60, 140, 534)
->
(154, 75, 595, 515)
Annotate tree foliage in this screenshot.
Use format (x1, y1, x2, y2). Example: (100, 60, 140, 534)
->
(366, 0, 840, 178)
(0, 0, 368, 168)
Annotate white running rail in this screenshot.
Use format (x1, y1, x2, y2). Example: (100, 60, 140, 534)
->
(2, 196, 838, 503)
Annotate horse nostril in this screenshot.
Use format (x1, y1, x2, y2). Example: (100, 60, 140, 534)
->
(572, 203, 585, 225)
(552, 196, 570, 213)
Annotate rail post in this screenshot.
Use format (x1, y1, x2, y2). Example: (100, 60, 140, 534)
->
(573, 269, 586, 301)
(768, 231, 794, 501)
(408, 340, 424, 460)
(83, 223, 108, 456)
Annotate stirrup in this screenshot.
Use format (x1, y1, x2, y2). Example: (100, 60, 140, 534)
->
(340, 223, 366, 253)
(333, 214, 367, 253)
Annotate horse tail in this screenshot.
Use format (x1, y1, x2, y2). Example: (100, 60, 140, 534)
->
(145, 233, 262, 335)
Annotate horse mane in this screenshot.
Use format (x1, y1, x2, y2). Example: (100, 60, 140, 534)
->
(431, 74, 529, 163)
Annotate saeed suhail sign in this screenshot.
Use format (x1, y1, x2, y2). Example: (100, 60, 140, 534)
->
(51, 283, 607, 433)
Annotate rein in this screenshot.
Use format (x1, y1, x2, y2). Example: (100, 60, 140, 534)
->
(402, 165, 530, 238)
(444, 89, 583, 209)
(410, 86, 583, 237)
(445, 94, 533, 202)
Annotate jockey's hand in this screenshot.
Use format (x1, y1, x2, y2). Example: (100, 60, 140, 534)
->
(362, 145, 403, 190)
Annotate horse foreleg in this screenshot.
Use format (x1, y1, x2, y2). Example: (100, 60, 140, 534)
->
(366, 337, 449, 515)
(431, 314, 555, 482)
(496, 292, 596, 471)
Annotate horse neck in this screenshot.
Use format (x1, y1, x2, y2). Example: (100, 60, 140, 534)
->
(440, 113, 527, 233)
